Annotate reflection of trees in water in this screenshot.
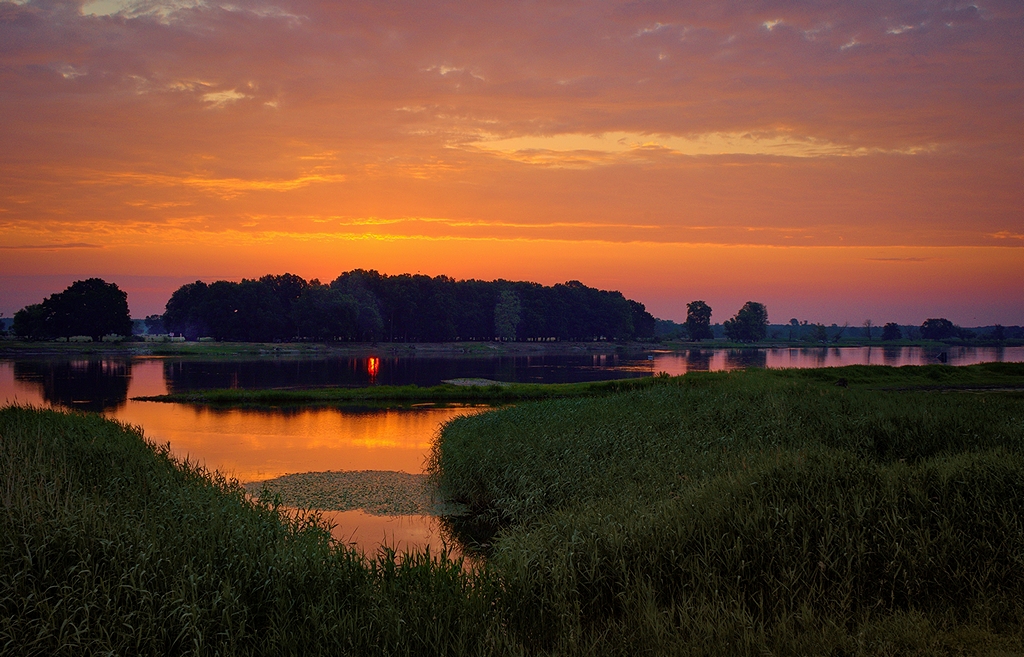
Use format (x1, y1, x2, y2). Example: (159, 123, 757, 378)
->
(882, 347, 903, 366)
(724, 349, 767, 370)
(799, 348, 827, 368)
(685, 349, 712, 372)
(162, 355, 652, 392)
(13, 359, 132, 412)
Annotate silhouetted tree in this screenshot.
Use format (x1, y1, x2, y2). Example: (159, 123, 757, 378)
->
(12, 304, 49, 339)
(628, 300, 657, 339)
(292, 285, 359, 340)
(862, 319, 873, 340)
(143, 315, 166, 334)
(13, 278, 132, 341)
(163, 281, 211, 340)
(920, 318, 956, 340)
(723, 301, 768, 342)
(808, 323, 828, 343)
(881, 322, 902, 341)
(494, 288, 521, 341)
(684, 300, 713, 341)
(992, 325, 1006, 341)
(163, 271, 655, 343)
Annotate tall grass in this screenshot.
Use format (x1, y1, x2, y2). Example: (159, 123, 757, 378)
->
(429, 366, 1024, 654)
(6, 363, 1024, 655)
(0, 406, 502, 656)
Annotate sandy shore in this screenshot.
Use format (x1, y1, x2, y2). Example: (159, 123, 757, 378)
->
(244, 470, 465, 516)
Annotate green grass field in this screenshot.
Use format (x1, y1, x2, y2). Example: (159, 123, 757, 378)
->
(5, 363, 1024, 655)
(428, 364, 1024, 654)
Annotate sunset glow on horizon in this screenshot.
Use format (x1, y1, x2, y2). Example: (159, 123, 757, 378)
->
(2, 0, 1021, 325)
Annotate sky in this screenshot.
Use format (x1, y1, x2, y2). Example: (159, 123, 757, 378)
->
(1, 0, 1022, 325)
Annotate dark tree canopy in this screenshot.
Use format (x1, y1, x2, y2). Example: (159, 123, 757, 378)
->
(881, 322, 902, 341)
(684, 300, 713, 341)
(143, 315, 166, 334)
(13, 278, 132, 341)
(920, 318, 956, 340)
(723, 301, 769, 342)
(162, 270, 657, 343)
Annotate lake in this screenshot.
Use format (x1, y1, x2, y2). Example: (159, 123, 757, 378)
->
(3, 345, 1022, 554)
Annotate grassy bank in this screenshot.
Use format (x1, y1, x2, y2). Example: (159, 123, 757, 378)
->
(133, 376, 672, 407)
(7, 363, 1024, 654)
(429, 364, 1024, 654)
(0, 407, 501, 656)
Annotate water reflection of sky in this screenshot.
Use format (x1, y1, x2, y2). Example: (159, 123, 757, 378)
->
(0, 359, 479, 480)
(4, 347, 1022, 476)
(4, 346, 1023, 555)
(650, 346, 1024, 375)
(0, 358, 474, 555)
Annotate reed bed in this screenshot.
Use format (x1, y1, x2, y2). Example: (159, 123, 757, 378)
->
(0, 406, 502, 656)
(429, 365, 1024, 654)
(6, 363, 1024, 655)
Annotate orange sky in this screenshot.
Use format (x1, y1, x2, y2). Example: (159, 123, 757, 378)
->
(1, 0, 1022, 324)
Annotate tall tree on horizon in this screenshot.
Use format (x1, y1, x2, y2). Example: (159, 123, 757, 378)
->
(13, 278, 132, 341)
(684, 300, 714, 341)
(723, 301, 769, 343)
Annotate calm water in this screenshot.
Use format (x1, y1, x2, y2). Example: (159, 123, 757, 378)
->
(3, 346, 1022, 553)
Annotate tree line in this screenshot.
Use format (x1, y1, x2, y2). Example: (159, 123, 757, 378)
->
(675, 301, 1017, 343)
(8, 276, 1017, 344)
(11, 278, 132, 341)
(161, 271, 657, 342)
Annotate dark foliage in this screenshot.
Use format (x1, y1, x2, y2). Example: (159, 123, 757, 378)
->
(684, 300, 714, 341)
(12, 278, 132, 341)
(881, 322, 902, 341)
(162, 270, 656, 342)
(920, 317, 956, 340)
(143, 314, 165, 334)
(723, 301, 769, 342)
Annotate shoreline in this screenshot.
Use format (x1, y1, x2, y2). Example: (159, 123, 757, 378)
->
(1, 337, 1018, 359)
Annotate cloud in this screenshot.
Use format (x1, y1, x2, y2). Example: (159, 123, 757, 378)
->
(0, 0, 1021, 255)
(862, 257, 933, 262)
(201, 89, 249, 106)
(0, 242, 103, 250)
(988, 231, 1024, 241)
(465, 130, 930, 164)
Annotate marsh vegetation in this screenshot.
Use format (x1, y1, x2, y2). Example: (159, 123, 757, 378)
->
(5, 363, 1024, 654)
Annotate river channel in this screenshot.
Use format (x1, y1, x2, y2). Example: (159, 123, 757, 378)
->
(3, 345, 1022, 555)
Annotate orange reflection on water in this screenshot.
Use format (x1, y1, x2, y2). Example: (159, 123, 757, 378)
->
(110, 401, 483, 483)
(367, 356, 380, 383)
(316, 509, 452, 557)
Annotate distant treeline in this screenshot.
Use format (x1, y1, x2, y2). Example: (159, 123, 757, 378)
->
(655, 318, 1023, 343)
(163, 271, 656, 342)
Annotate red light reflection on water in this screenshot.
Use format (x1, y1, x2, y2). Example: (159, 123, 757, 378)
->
(367, 356, 380, 383)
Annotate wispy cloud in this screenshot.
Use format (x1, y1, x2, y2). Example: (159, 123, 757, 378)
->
(0, 242, 103, 250)
(0, 0, 1021, 320)
(863, 257, 933, 262)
